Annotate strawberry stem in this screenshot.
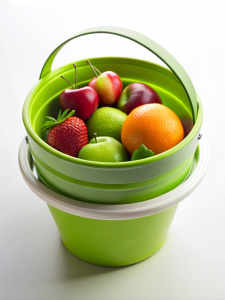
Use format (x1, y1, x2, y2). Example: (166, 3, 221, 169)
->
(73, 64, 77, 89)
(86, 60, 99, 78)
(61, 76, 75, 89)
(42, 109, 75, 135)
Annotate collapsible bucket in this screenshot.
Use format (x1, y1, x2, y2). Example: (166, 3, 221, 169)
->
(19, 135, 209, 266)
(22, 27, 202, 204)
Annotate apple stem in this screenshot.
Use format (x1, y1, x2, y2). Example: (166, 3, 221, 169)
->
(93, 133, 98, 143)
(61, 76, 75, 89)
(73, 64, 77, 89)
(86, 60, 99, 78)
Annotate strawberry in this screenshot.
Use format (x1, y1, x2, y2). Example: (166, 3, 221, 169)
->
(43, 109, 89, 158)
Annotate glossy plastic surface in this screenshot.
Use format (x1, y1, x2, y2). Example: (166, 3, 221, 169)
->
(18, 135, 209, 220)
(18, 135, 209, 266)
(23, 27, 203, 204)
(23, 57, 202, 203)
(48, 204, 178, 266)
(32, 147, 194, 204)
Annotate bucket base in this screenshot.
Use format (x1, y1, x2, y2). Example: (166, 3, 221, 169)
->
(61, 236, 168, 267)
(48, 204, 178, 267)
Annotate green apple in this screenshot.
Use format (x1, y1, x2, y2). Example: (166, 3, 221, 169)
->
(85, 107, 127, 142)
(78, 135, 129, 162)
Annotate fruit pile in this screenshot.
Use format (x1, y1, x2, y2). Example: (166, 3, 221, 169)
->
(43, 61, 185, 163)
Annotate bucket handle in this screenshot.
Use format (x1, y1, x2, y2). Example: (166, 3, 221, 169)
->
(40, 26, 198, 122)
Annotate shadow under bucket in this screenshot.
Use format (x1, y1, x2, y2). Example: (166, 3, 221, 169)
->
(19, 136, 209, 266)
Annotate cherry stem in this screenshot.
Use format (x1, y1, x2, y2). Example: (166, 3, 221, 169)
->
(61, 76, 75, 89)
(93, 133, 98, 143)
(73, 64, 77, 89)
(93, 66, 101, 75)
(86, 60, 99, 78)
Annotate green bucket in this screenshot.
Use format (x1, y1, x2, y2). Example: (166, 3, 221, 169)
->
(22, 27, 202, 204)
(18, 136, 209, 266)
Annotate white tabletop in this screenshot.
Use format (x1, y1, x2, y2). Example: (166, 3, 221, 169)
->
(1, 0, 224, 299)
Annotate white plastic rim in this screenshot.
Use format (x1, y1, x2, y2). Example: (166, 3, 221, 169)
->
(18, 135, 209, 220)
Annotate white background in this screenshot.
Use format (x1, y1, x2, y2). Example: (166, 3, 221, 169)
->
(0, 0, 225, 299)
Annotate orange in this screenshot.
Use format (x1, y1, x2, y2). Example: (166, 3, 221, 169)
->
(121, 104, 184, 155)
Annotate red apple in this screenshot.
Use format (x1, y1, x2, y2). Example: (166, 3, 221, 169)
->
(117, 83, 162, 114)
(59, 65, 99, 121)
(87, 60, 122, 107)
(59, 86, 99, 121)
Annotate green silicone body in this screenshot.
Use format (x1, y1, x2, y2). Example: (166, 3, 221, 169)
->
(22, 27, 203, 205)
(19, 135, 208, 267)
(48, 204, 178, 266)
